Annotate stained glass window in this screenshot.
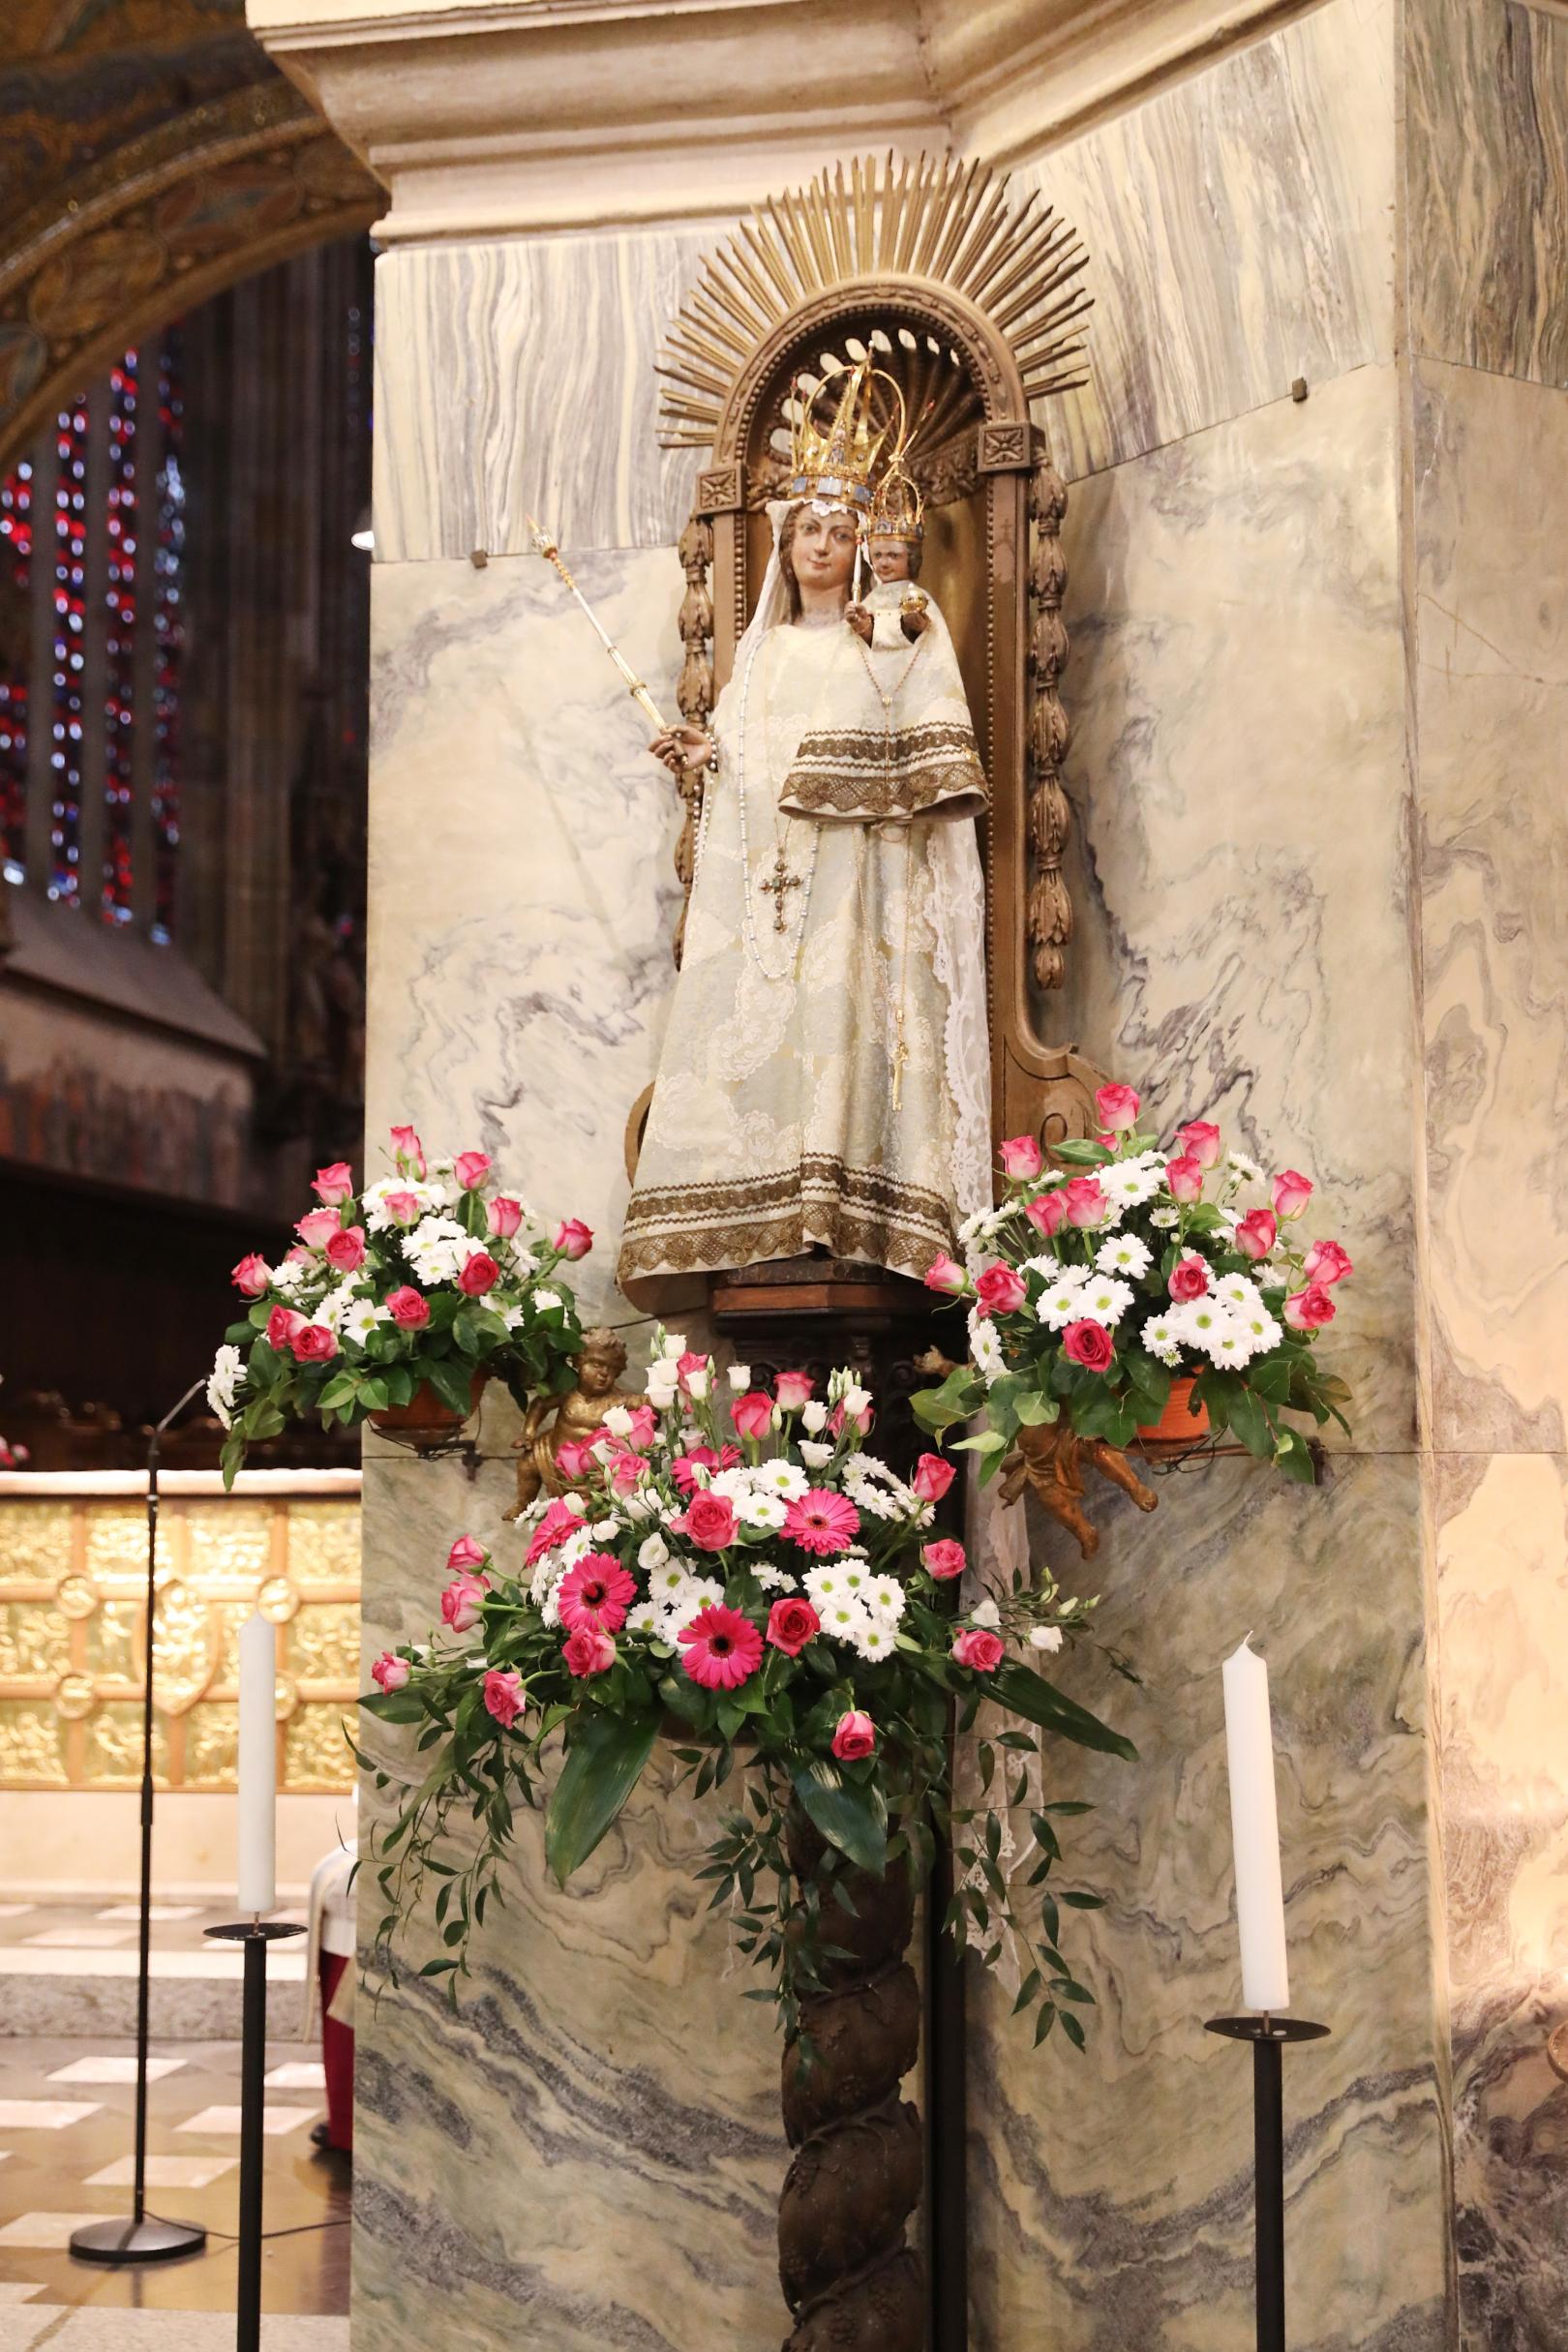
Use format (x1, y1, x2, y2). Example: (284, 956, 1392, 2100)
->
(48, 396, 89, 904)
(102, 350, 138, 922)
(152, 335, 185, 944)
(0, 456, 31, 883)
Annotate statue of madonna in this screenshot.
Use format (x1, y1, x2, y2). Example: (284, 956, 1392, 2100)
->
(617, 362, 991, 1307)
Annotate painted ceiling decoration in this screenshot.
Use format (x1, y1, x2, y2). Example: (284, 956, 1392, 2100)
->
(0, 0, 382, 471)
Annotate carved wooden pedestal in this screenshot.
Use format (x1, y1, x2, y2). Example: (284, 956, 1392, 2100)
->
(780, 1811, 924, 2352)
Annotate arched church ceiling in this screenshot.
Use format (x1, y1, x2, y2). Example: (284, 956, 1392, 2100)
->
(0, 0, 380, 473)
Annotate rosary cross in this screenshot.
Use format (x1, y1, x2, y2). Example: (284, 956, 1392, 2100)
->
(760, 851, 802, 932)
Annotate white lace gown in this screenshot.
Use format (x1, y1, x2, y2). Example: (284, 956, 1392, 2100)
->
(618, 597, 991, 1306)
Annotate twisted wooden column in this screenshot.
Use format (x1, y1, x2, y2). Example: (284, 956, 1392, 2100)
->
(778, 1809, 924, 2351)
(1027, 457, 1073, 992)
(671, 512, 714, 967)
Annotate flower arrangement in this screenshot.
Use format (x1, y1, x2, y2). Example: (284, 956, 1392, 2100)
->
(0, 1435, 28, 1470)
(358, 1335, 1133, 2050)
(916, 1085, 1352, 1481)
(208, 1124, 591, 1487)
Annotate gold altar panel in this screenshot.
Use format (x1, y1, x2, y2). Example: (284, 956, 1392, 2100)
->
(0, 1482, 360, 1793)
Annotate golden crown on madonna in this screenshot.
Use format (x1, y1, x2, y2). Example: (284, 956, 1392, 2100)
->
(787, 355, 904, 510)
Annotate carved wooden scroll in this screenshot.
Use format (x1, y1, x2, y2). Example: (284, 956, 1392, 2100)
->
(671, 514, 714, 966)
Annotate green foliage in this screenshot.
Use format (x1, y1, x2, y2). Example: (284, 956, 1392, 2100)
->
(544, 1710, 659, 1885)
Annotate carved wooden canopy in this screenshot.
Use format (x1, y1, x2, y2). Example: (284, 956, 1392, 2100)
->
(658, 153, 1106, 1161)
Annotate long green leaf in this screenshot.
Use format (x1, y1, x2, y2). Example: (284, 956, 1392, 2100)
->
(992, 1660, 1136, 1761)
(792, 1761, 888, 1876)
(545, 1710, 658, 1886)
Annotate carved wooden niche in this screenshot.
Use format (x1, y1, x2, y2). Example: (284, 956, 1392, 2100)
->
(660, 153, 1106, 1162)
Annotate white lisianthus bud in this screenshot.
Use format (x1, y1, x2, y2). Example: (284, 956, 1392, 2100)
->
(801, 1400, 829, 1433)
(591, 1518, 619, 1541)
(799, 1439, 834, 1468)
(639, 1532, 671, 1572)
(1029, 1624, 1064, 1653)
(602, 1405, 634, 1437)
(970, 1597, 1002, 1630)
(621, 1493, 655, 1523)
(841, 1384, 872, 1418)
(646, 1376, 678, 1410)
(726, 1363, 752, 1392)
(659, 1332, 688, 1361)
(685, 1368, 710, 1400)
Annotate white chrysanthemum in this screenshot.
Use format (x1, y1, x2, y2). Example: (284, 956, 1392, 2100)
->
(968, 1313, 1007, 1386)
(708, 1465, 752, 1500)
(403, 1214, 470, 1285)
(738, 1491, 788, 1531)
(753, 1458, 809, 1498)
(1037, 1267, 1093, 1330)
(267, 1256, 315, 1300)
(361, 1176, 443, 1234)
(1101, 1161, 1162, 1207)
(957, 1202, 1012, 1246)
(343, 1297, 390, 1348)
(865, 1577, 907, 1624)
(658, 1574, 725, 1638)
(1227, 1150, 1266, 1183)
(1215, 1273, 1265, 1312)
(625, 1601, 660, 1638)
(1167, 1299, 1228, 1349)
(1095, 1233, 1153, 1279)
(206, 1344, 245, 1429)
(1141, 1312, 1184, 1366)
(845, 1616, 896, 1662)
(1077, 1275, 1134, 1327)
(509, 1249, 541, 1281)
(533, 1287, 563, 1313)
(798, 1438, 834, 1468)
(752, 1563, 797, 1593)
(803, 1563, 849, 1607)
(1236, 1307, 1283, 1355)
(819, 1596, 873, 1645)
(1149, 1206, 1180, 1229)
(1200, 1315, 1261, 1370)
(498, 1303, 526, 1331)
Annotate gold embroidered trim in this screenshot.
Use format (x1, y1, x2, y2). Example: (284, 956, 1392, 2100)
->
(618, 1156, 955, 1284)
(778, 721, 988, 821)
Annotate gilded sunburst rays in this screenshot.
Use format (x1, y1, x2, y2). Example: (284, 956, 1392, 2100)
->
(656, 151, 1092, 450)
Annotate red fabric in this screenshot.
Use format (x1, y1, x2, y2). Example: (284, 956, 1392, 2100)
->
(318, 1948, 354, 2153)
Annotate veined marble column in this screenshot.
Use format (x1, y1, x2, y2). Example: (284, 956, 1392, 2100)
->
(246, 0, 1568, 2342)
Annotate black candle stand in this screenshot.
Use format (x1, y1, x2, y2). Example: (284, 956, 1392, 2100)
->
(204, 1920, 308, 2350)
(1205, 2014, 1330, 2352)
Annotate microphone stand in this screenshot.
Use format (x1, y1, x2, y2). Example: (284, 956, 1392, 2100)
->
(73, 1375, 211, 2265)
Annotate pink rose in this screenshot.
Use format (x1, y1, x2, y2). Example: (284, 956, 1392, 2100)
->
(680, 1491, 738, 1551)
(553, 1218, 594, 1261)
(976, 1261, 1027, 1317)
(371, 1652, 409, 1692)
(283, 1245, 314, 1267)
(1168, 1253, 1210, 1303)
(293, 1322, 337, 1364)
(1176, 1120, 1222, 1170)
(1062, 1318, 1114, 1372)
(1283, 1284, 1337, 1332)
(922, 1537, 967, 1581)
(913, 1452, 955, 1502)
(1062, 1176, 1109, 1229)
(482, 1669, 526, 1728)
(952, 1625, 1005, 1674)
(454, 1151, 491, 1192)
(554, 1436, 596, 1484)
(672, 1445, 738, 1495)
(295, 1207, 342, 1251)
(562, 1628, 616, 1677)
(923, 1252, 969, 1295)
(266, 1305, 307, 1352)
(607, 1450, 645, 1495)
(1164, 1155, 1204, 1204)
(830, 1709, 877, 1762)
(231, 1253, 270, 1297)
(1024, 1189, 1068, 1238)
(1234, 1209, 1278, 1262)
(999, 1133, 1043, 1180)
(390, 1124, 425, 1177)
(732, 1389, 775, 1441)
(384, 1190, 421, 1227)
(766, 1597, 821, 1657)
(312, 1161, 355, 1206)
(487, 1195, 524, 1238)
(622, 1403, 657, 1451)
(387, 1285, 430, 1329)
(1094, 1082, 1141, 1132)
(325, 1224, 367, 1273)
(447, 1534, 488, 1573)
(774, 1370, 815, 1411)
(676, 1350, 710, 1392)
(1304, 1238, 1353, 1287)
(457, 1250, 499, 1297)
(1272, 1169, 1313, 1221)
(829, 1396, 874, 1439)
(440, 1573, 488, 1633)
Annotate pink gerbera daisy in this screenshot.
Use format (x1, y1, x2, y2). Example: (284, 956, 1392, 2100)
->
(557, 1552, 635, 1635)
(525, 1496, 588, 1568)
(782, 1489, 861, 1557)
(678, 1604, 764, 1691)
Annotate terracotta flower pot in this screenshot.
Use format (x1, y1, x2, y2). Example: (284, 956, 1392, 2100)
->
(1135, 1375, 1210, 1442)
(367, 1369, 489, 1447)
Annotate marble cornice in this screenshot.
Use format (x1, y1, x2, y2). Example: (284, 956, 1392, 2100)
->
(247, 0, 1331, 238)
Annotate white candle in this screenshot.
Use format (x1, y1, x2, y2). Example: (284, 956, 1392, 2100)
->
(1221, 1636, 1290, 2012)
(237, 1613, 277, 1916)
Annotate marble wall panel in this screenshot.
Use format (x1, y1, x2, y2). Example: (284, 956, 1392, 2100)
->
(352, 1452, 787, 2352)
(1412, 357, 1568, 1457)
(373, 233, 710, 561)
(1022, 0, 1396, 483)
(966, 1448, 1451, 2352)
(365, 540, 690, 1341)
(1405, 0, 1568, 386)
(1052, 360, 1415, 1447)
(1434, 1450, 1568, 2352)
